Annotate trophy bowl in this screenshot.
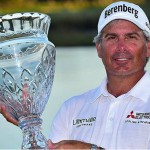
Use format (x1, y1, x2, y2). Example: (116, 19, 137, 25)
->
(0, 12, 56, 149)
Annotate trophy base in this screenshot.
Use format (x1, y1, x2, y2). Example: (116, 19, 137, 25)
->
(19, 115, 48, 149)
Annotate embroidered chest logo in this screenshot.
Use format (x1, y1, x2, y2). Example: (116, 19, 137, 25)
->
(125, 110, 150, 124)
(127, 110, 135, 118)
(73, 117, 96, 128)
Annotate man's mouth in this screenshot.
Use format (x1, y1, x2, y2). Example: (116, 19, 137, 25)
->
(112, 52, 133, 62)
(115, 58, 129, 61)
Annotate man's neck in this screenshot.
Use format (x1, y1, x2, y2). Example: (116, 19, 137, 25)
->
(107, 72, 145, 97)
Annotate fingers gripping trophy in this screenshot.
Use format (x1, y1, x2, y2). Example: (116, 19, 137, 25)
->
(0, 12, 56, 149)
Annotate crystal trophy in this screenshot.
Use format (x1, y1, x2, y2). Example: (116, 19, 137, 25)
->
(0, 12, 56, 149)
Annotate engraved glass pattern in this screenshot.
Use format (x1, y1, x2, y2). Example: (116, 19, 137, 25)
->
(0, 12, 55, 149)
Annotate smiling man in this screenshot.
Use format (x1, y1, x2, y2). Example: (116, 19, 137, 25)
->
(48, 1, 150, 149)
(1, 1, 150, 150)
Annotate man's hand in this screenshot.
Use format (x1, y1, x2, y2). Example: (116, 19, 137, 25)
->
(0, 103, 18, 126)
(48, 139, 91, 149)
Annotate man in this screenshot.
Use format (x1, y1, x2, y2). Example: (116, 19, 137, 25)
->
(1, 1, 150, 149)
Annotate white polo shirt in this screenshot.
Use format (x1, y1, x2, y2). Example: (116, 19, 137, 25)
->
(49, 72, 150, 149)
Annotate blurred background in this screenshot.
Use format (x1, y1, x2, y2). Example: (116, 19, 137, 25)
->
(0, 0, 150, 149)
(1, 0, 150, 46)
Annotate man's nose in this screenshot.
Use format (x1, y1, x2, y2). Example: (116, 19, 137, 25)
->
(116, 36, 127, 51)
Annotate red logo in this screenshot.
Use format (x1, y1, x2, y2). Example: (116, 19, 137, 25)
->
(127, 111, 135, 118)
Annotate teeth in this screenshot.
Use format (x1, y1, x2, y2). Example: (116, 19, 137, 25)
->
(117, 58, 128, 61)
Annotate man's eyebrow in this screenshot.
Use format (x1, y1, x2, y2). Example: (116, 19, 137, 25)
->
(103, 31, 142, 37)
(102, 33, 117, 38)
(125, 31, 141, 36)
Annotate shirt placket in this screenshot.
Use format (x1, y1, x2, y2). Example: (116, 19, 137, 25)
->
(101, 97, 121, 146)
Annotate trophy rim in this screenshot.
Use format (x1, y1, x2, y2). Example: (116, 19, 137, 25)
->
(0, 12, 50, 20)
(0, 12, 51, 35)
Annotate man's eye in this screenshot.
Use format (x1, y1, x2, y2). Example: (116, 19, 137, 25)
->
(127, 34, 138, 40)
(106, 36, 116, 40)
(129, 35, 136, 38)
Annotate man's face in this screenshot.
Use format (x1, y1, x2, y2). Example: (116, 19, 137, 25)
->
(96, 20, 150, 77)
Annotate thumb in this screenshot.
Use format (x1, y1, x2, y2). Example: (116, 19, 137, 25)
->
(0, 105, 18, 126)
(47, 139, 55, 149)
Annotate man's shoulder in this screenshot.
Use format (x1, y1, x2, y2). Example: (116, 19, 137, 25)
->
(64, 86, 101, 106)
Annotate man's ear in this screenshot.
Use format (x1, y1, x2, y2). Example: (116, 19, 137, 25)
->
(147, 41, 150, 57)
(96, 43, 102, 58)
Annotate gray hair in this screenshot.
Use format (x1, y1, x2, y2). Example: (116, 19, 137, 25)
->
(93, 33, 102, 44)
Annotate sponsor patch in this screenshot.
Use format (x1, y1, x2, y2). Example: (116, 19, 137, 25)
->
(73, 117, 96, 128)
(105, 4, 138, 19)
(125, 111, 150, 125)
